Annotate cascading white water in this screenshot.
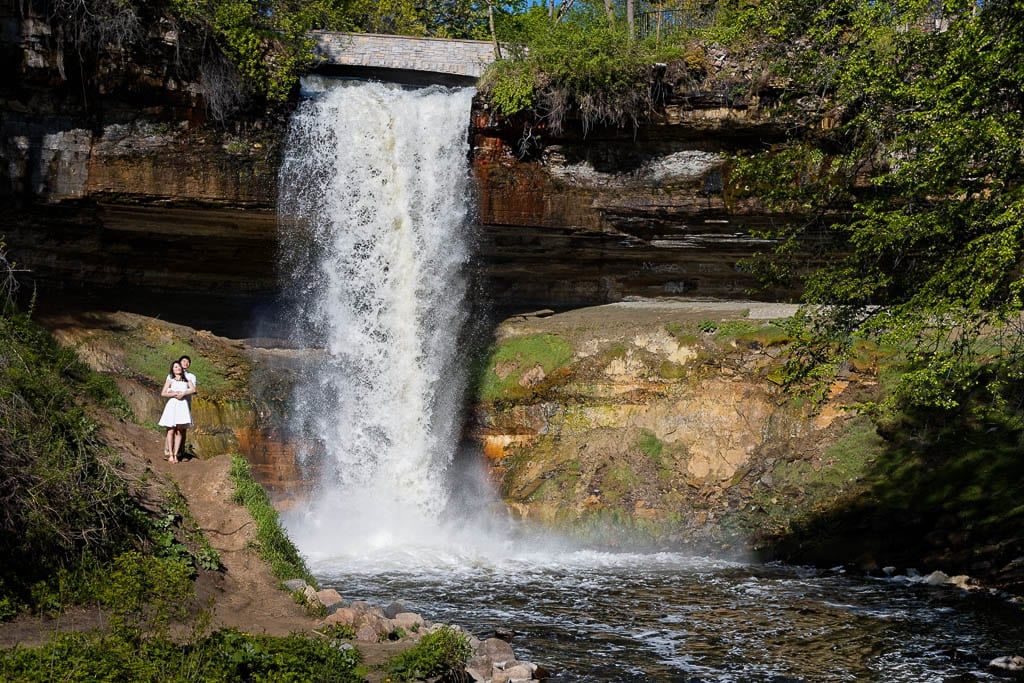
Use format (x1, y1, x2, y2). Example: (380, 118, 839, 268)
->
(277, 80, 478, 555)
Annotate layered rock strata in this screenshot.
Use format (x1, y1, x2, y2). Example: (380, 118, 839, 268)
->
(2, 3, 810, 334)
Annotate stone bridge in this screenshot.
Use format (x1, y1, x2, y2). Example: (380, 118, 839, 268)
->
(311, 31, 498, 85)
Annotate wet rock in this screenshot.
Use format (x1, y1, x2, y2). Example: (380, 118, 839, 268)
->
(989, 655, 1024, 672)
(383, 601, 409, 618)
(922, 570, 950, 586)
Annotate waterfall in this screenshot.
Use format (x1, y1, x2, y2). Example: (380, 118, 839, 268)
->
(277, 80, 478, 556)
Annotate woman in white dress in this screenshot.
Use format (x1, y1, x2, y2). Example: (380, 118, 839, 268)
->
(159, 360, 195, 463)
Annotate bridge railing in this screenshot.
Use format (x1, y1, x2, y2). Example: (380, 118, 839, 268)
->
(638, 1, 949, 39)
(638, 6, 721, 39)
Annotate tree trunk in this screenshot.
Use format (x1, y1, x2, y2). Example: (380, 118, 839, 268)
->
(488, 0, 502, 59)
(626, 0, 635, 40)
(604, 0, 615, 23)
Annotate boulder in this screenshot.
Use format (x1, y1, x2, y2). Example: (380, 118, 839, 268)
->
(494, 661, 537, 683)
(316, 588, 343, 609)
(322, 607, 358, 626)
(383, 601, 409, 618)
(480, 637, 516, 667)
(393, 611, 425, 631)
(282, 578, 307, 592)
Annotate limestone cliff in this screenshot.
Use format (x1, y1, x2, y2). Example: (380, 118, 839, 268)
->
(471, 302, 869, 552)
(2, 3, 814, 335)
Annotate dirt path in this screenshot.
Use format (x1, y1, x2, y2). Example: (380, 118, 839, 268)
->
(0, 416, 411, 678)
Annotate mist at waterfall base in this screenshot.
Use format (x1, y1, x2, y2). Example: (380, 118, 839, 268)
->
(275, 80, 1023, 681)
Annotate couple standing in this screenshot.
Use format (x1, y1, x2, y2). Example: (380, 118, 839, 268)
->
(158, 355, 197, 463)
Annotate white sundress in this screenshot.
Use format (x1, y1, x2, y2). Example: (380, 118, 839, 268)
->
(158, 378, 193, 427)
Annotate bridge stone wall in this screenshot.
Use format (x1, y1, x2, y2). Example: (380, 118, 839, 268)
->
(312, 32, 497, 79)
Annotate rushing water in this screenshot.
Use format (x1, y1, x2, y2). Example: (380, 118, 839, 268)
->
(312, 548, 1024, 682)
(277, 79, 476, 550)
(276, 81, 1022, 682)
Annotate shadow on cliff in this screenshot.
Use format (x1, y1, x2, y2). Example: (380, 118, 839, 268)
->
(756, 409, 1024, 594)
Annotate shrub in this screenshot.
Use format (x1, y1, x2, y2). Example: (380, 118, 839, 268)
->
(481, 5, 684, 134)
(385, 626, 472, 681)
(0, 628, 364, 681)
(0, 313, 140, 615)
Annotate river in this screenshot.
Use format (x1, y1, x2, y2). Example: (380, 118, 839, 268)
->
(313, 547, 1023, 682)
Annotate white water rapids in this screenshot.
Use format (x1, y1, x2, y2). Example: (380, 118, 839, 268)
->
(277, 80, 482, 557)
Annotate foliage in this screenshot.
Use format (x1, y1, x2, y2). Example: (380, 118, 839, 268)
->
(0, 312, 141, 615)
(0, 241, 21, 316)
(318, 622, 358, 640)
(478, 333, 574, 402)
(0, 628, 364, 682)
(169, 0, 350, 102)
(152, 488, 223, 571)
(347, 0, 519, 38)
(729, 0, 1024, 415)
(384, 625, 472, 681)
(100, 552, 195, 640)
(481, 4, 684, 134)
(43, 0, 351, 117)
(228, 455, 316, 586)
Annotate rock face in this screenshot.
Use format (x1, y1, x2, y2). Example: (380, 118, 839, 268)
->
(472, 302, 873, 551)
(1, 1, 281, 335)
(2, 4, 810, 336)
(470, 98, 803, 309)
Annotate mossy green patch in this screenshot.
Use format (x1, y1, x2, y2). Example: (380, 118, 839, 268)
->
(638, 429, 664, 459)
(664, 322, 700, 345)
(478, 333, 573, 402)
(659, 360, 688, 379)
(602, 462, 640, 503)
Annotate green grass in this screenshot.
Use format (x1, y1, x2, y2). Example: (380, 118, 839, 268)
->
(125, 340, 236, 397)
(0, 628, 364, 682)
(478, 333, 574, 402)
(664, 322, 699, 345)
(638, 429, 664, 460)
(227, 455, 316, 587)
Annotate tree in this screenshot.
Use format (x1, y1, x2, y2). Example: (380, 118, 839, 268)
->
(731, 0, 1024, 414)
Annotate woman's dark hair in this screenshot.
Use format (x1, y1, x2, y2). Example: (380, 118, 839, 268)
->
(169, 361, 183, 379)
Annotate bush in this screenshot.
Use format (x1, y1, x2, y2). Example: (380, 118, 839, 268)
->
(0, 313, 140, 615)
(0, 628, 364, 682)
(385, 626, 472, 681)
(481, 5, 684, 134)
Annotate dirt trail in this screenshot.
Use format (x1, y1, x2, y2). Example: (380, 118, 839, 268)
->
(0, 415, 409, 676)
